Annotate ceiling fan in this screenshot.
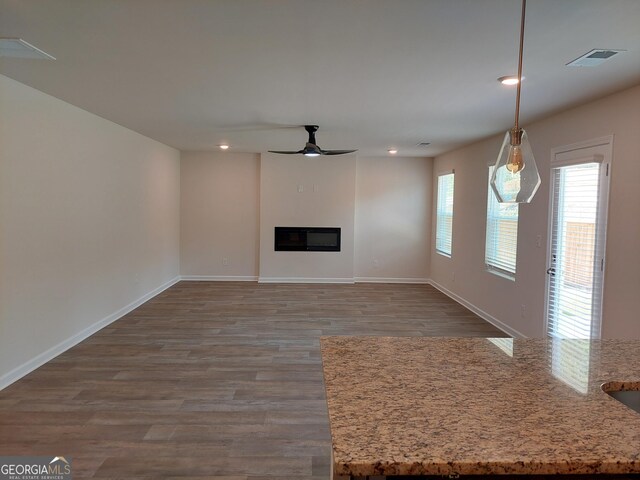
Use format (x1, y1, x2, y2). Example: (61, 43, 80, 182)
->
(268, 125, 357, 157)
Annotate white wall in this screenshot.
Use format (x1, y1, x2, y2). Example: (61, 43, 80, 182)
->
(431, 84, 640, 339)
(259, 153, 357, 282)
(180, 152, 260, 279)
(0, 75, 181, 387)
(355, 156, 432, 281)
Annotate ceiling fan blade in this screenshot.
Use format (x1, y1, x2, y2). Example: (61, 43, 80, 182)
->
(218, 123, 304, 132)
(321, 149, 358, 156)
(268, 150, 305, 155)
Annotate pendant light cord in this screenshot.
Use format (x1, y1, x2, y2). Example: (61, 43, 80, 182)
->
(514, 0, 526, 131)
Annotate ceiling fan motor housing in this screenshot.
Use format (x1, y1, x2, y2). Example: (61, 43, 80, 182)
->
(303, 143, 322, 155)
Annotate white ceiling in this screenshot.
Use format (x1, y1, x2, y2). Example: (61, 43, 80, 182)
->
(1, 0, 639, 156)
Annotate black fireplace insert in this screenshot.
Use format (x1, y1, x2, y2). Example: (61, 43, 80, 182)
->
(274, 227, 341, 252)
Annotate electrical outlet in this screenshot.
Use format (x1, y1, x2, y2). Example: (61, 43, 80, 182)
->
(373, 259, 379, 268)
(222, 257, 229, 266)
(536, 235, 542, 248)
(521, 304, 526, 318)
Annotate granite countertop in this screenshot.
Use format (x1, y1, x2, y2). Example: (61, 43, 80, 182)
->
(320, 337, 640, 477)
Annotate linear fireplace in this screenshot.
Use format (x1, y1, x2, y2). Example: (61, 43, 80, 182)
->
(274, 227, 341, 252)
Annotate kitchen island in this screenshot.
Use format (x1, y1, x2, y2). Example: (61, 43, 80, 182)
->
(320, 337, 640, 479)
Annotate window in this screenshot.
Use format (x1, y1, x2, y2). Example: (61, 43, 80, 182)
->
(485, 166, 518, 277)
(436, 172, 454, 256)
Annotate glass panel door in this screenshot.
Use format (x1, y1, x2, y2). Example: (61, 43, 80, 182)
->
(546, 142, 610, 339)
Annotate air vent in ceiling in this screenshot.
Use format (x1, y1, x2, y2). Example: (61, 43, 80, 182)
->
(0, 38, 56, 60)
(417, 142, 431, 147)
(566, 49, 624, 67)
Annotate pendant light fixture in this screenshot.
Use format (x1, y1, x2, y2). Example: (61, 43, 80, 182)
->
(490, 0, 540, 203)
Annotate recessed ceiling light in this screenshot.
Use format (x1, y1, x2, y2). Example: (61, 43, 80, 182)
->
(388, 149, 398, 155)
(0, 38, 56, 60)
(497, 76, 523, 86)
(218, 144, 230, 150)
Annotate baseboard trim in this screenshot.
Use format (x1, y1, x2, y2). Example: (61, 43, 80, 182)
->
(427, 279, 526, 339)
(180, 275, 258, 282)
(258, 277, 355, 284)
(0, 275, 181, 391)
(354, 277, 429, 284)
(181, 275, 431, 284)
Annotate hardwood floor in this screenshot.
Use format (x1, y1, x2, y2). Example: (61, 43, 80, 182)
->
(0, 281, 506, 479)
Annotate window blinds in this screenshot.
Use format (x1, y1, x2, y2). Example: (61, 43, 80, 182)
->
(485, 166, 519, 276)
(547, 162, 602, 339)
(436, 173, 454, 256)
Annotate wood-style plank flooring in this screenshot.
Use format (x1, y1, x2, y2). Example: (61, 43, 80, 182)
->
(0, 281, 506, 479)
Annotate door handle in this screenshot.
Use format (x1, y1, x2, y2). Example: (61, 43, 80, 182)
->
(546, 267, 555, 276)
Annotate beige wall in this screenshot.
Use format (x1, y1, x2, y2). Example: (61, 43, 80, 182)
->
(259, 153, 357, 281)
(180, 152, 260, 279)
(180, 153, 433, 282)
(355, 156, 432, 281)
(431, 84, 640, 339)
(0, 75, 181, 387)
